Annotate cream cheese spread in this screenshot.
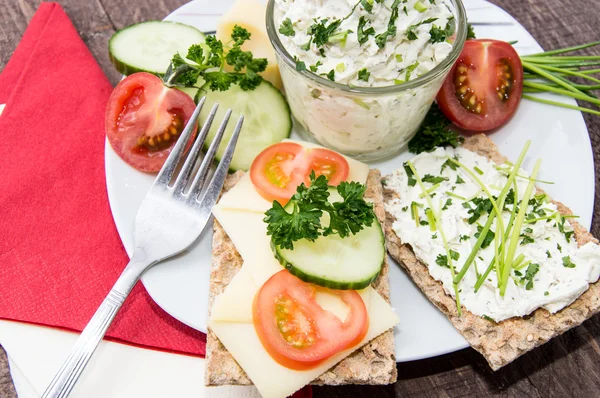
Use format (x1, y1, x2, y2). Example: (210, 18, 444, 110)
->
(384, 147, 600, 322)
(271, 0, 459, 159)
(274, 0, 454, 86)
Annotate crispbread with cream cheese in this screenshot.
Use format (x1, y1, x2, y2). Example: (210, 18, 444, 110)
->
(384, 133, 600, 371)
(206, 169, 397, 386)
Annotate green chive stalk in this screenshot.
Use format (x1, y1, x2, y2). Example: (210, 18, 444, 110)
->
(408, 161, 462, 316)
(499, 159, 542, 296)
(519, 41, 600, 113)
(449, 140, 532, 285)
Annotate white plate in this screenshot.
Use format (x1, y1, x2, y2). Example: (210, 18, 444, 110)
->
(105, 0, 595, 362)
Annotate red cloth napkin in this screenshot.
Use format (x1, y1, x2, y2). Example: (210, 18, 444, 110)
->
(0, 2, 206, 356)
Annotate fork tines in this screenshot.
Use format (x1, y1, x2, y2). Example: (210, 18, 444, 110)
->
(155, 98, 244, 203)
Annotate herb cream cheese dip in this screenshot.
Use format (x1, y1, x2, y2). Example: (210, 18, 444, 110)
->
(269, 0, 464, 159)
(384, 147, 600, 322)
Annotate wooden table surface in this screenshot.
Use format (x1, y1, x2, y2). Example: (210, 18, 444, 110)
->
(1, 0, 600, 397)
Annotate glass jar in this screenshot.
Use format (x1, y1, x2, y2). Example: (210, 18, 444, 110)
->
(266, 0, 468, 162)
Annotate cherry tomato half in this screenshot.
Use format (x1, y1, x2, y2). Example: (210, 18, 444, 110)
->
(437, 39, 523, 132)
(253, 270, 369, 370)
(250, 143, 350, 205)
(105, 72, 197, 172)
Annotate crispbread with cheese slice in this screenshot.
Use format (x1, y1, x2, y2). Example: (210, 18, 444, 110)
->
(206, 169, 397, 393)
(384, 133, 600, 371)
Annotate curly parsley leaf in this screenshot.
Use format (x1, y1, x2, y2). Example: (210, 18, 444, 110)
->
(562, 256, 576, 268)
(375, 0, 402, 48)
(358, 68, 370, 82)
(422, 174, 448, 184)
(467, 23, 476, 39)
(407, 103, 464, 154)
(520, 263, 539, 290)
(166, 25, 267, 92)
(357, 16, 376, 45)
(279, 18, 295, 36)
(475, 225, 495, 249)
(264, 172, 375, 250)
(429, 17, 455, 44)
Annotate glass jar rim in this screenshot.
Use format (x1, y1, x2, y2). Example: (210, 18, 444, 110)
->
(266, 0, 468, 96)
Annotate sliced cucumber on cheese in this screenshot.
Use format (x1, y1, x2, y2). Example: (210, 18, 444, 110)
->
(199, 80, 292, 171)
(273, 189, 385, 290)
(109, 21, 205, 75)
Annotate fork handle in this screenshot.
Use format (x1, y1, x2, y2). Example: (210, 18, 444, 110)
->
(41, 253, 153, 398)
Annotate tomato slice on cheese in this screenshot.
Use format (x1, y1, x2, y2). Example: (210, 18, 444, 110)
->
(253, 270, 368, 370)
(249, 142, 350, 205)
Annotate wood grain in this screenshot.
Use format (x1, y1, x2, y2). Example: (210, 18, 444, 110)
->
(0, 0, 599, 397)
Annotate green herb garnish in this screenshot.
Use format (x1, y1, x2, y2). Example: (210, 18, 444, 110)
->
(279, 18, 295, 36)
(407, 103, 464, 154)
(358, 68, 370, 82)
(375, 0, 402, 48)
(357, 16, 376, 45)
(520, 263, 540, 290)
(264, 172, 375, 250)
(167, 26, 267, 92)
(562, 256, 576, 268)
(429, 17, 455, 44)
(475, 225, 495, 249)
(422, 174, 448, 184)
(520, 235, 535, 245)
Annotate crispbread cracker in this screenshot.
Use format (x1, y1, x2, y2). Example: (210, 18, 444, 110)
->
(206, 169, 397, 386)
(384, 133, 600, 371)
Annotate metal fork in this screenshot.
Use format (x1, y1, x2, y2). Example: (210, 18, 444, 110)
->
(41, 97, 243, 398)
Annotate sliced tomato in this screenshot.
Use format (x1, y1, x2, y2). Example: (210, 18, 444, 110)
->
(105, 72, 197, 172)
(437, 39, 523, 132)
(253, 270, 368, 370)
(250, 143, 350, 204)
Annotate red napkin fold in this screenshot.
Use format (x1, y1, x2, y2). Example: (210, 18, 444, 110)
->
(0, 2, 206, 356)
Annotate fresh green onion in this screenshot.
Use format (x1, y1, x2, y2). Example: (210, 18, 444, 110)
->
(419, 183, 441, 198)
(408, 161, 462, 316)
(524, 41, 600, 57)
(445, 191, 467, 200)
(500, 159, 542, 296)
(425, 208, 437, 232)
(523, 81, 600, 106)
(523, 95, 600, 116)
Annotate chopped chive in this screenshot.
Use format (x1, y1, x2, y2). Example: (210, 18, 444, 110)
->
(522, 62, 587, 96)
(523, 95, 600, 116)
(426, 208, 436, 232)
(414, 1, 427, 12)
(419, 182, 441, 198)
(445, 191, 467, 200)
(408, 161, 462, 316)
(500, 159, 542, 296)
(474, 166, 484, 175)
(523, 41, 600, 57)
(523, 81, 600, 106)
(474, 160, 521, 292)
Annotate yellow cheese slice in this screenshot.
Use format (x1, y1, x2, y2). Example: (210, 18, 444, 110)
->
(210, 266, 257, 323)
(209, 287, 397, 398)
(216, 0, 283, 90)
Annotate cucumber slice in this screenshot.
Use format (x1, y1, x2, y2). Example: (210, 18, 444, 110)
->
(109, 21, 205, 76)
(273, 189, 385, 290)
(199, 81, 292, 171)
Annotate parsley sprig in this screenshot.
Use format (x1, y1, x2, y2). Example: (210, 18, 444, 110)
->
(264, 172, 376, 250)
(407, 103, 464, 154)
(165, 25, 267, 92)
